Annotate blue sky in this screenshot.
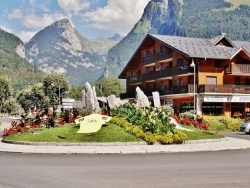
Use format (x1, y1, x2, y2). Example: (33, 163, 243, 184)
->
(0, 0, 150, 42)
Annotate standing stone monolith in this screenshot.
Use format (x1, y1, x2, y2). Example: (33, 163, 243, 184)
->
(107, 95, 127, 109)
(135, 86, 150, 107)
(82, 82, 101, 114)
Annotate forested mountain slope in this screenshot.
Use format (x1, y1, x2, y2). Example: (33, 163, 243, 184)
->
(0, 29, 44, 94)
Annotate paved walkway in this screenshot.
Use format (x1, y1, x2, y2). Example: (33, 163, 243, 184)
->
(1, 118, 250, 154)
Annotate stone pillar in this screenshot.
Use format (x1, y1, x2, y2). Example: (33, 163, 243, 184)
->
(196, 94, 202, 115)
(136, 87, 150, 107)
(83, 82, 101, 114)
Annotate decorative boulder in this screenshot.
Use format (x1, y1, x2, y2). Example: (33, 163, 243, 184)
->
(135, 86, 150, 107)
(107, 95, 127, 109)
(82, 82, 101, 114)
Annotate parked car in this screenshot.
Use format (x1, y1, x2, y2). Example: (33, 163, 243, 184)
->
(240, 122, 250, 134)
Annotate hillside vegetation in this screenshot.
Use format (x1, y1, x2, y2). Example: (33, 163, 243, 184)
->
(0, 29, 45, 94)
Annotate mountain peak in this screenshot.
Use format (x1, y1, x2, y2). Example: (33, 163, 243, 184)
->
(51, 18, 74, 30)
(108, 33, 123, 41)
(152, 0, 168, 5)
(24, 19, 109, 85)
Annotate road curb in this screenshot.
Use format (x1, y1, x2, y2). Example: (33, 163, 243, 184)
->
(2, 137, 228, 146)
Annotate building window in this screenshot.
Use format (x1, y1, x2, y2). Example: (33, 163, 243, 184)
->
(145, 67, 151, 74)
(177, 58, 184, 68)
(177, 78, 183, 86)
(206, 76, 217, 85)
(159, 81, 165, 90)
(159, 46, 165, 54)
(236, 57, 248, 64)
(235, 76, 240, 85)
(214, 60, 221, 68)
(159, 63, 164, 70)
(145, 50, 151, 59)
(129, 71, 135, 78)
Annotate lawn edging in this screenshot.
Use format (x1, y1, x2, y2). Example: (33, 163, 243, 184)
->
(2, 137, 228, 146)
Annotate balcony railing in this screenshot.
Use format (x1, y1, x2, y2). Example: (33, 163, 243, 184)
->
(225, 64, 250, 75)
(142, 72, 156, 81)
(155, 68, 173, 79)
(142, 51, 173, 65)
(172, 84, 196, 94)
(120, 84, 196, 99)
(199, 84, 250, 94)
(127, 76, 142, 84)
(121, 84, 250, 99)
(141, 66, 191, 81)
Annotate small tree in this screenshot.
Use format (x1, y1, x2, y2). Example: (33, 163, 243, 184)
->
(17, 83, 47, 113)
(2, 98, 19, 115)
(0, 76, 12, 113)
(42, 74, 69, 109)
(95, 77, 124, 97)
(68, 85, 83, 100)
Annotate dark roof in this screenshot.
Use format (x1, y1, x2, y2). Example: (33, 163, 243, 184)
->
(150, 34, 250, 59)
(118, 34, 250, 79)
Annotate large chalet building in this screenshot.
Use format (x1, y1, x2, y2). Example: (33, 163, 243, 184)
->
(118, 34, 250, 118)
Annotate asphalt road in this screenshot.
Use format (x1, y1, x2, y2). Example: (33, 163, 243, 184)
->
(0, 150, 250, 188)
(221, 131, 250, 140)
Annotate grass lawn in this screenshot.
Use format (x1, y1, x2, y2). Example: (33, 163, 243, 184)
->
(181, 125, 224, 140)
(5, 122, 142, 143)
(4, 121, 224, 143)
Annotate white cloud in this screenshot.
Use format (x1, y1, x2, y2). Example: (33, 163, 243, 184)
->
(8, 9, 23, 20)
(8, 8, 70, 29)
(83, 0, 150, 36)
(0, 25, 36, 43)
(57, 0, 90, 14)
(22, 13, 68, 29)
(0, 25, 13, 34)
(18, 31, 37, 43)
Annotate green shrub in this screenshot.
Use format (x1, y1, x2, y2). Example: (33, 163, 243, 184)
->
(157, 131, 174, 144)
(173, 130, 187, 144)
(110, 102, 175, 134)
(144, 132, 157, 145)
(131, 126, 145, 138)
(203, 116, 242, 132)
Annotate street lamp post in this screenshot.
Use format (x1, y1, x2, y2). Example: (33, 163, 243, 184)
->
(58, 85, 61, 106)
(190, 59, 196, 113)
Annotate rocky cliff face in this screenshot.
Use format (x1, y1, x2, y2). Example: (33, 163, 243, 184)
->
(104, 0, 179, 78)
(25, 19, 118, 85)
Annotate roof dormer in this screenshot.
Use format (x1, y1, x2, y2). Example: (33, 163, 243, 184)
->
(210, 33, 235, 48)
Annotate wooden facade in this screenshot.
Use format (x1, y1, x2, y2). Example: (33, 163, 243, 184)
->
(119, 34, 250, 118)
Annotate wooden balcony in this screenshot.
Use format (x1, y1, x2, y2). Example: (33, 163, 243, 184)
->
(127, 76, 142, 84)
(225, 64, 250, 75)
(155, 68, 173, 79)
(121, 84, 196, 99)
(199, 84, 250, 94)
(142, 66, 191, 82)
(142, 72, 156, 81)
(142, 51, 173, 66)
(173, 66, 192, 75)
(173, 84, 196, 94)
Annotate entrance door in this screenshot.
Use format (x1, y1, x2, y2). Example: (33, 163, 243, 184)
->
(235, 76, 240, 85)
(231, 103, 244, 118)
